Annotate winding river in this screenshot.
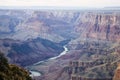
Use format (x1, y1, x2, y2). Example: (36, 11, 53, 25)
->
(30, 71, 41, 77)
(30, 45, 68, 77)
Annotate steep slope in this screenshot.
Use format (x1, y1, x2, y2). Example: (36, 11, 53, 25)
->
(29, 40, 120, 80)
(0, 38, 64, 66)
(70, 11, 120, 49)
(0, 10, 120, 42)
(0, 52, 32, 80)
(0, 9, 120, 80)
(113, 63, 120, 80)
(0, 10, 78, 42)
(26, 10, 120, 80)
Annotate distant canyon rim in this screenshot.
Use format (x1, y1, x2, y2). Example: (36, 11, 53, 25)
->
(0, 9, 120, 80)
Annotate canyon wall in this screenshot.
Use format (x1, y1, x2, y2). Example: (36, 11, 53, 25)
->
(0, 10, 120, 80)
(113, 63, 120, 80)
(0, 10, 120, 42)
(74, 12, 120, 42)
(0, 38, 64, 66)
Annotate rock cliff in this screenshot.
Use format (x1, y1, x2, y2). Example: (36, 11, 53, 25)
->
(0, 9, 120, 80)
(113, 63, 120, 80)
(0, 38, 64, 66)
(74, 12, 120, 42)
(0, 10, 120, 42)
(0, 52, 32, 80)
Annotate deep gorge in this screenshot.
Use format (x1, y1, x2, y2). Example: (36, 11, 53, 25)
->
(0, 9, 120, 80)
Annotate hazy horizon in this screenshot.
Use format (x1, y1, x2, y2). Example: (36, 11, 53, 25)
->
(0, 0, 120, 8)
(0, 6, 120, 10)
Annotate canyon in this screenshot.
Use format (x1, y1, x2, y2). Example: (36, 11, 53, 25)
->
(0, 9, 120, 80)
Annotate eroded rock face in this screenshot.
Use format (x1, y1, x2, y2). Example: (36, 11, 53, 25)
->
(73, 12, 120, 43)
(0, 38, 64, 66)
(0, 10, 78, 42)
(0, 10, 120, 42)
(0, 9, 120, 80)
(113, 63, 120, 80)
(0, 52, 32, 80)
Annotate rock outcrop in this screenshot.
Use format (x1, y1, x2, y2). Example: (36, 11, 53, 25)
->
(0, 38, 64, 66)
(74, 12, 120, 42)
(0, 9, 120, 80)
(0, 10, 120, 42)
(113, 63, 120, 80)
(0, 52, 32, 80)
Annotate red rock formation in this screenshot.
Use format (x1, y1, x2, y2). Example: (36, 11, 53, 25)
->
(74, 12, 120, 42)
(113, 63, 120, 80)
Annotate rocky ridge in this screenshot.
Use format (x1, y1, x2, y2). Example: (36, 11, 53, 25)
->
(0, 38, 64, 66)
(0, 9, 120, 80)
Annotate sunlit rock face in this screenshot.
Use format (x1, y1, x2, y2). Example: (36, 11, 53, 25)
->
(0, 10, 120, 42)
(113, 63, 120, 80)
(69, 11, 120, 50)
(75, 12, 120, 42)
(0, 9, 120, 80)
